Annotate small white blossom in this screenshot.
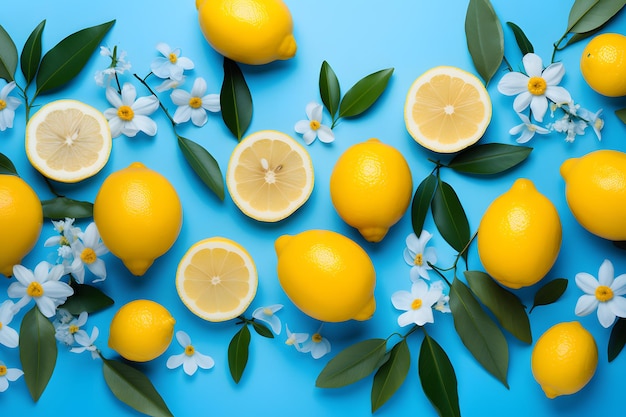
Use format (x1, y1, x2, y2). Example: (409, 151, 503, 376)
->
(94, 46, 131, 87)
(294, 102, 334, 145)
(578, 108, 604, 140)
(68, 223, 108, 284)
(300, 325, 331, 359)
(104, 82, 159, 138)
(166, 331, 214, 376)
(508, 113, 550, 144)
(403, 231, 437, 281)
(70, 326, 100, 359)
(430, 281, 451, 313)
(0, 361, 23, 392)
(252, 304, 283, 335)
(171, 77, 220, 127)
(155, 76, 187, 93)
(285, 325, 308, 351)
(0, 81, 21, 131)
(550, 115, 587, 143)
(44, 218, 81, 248)
(575, 259, 626, 328)
(0, 300, 19, 348)
(151, 43, 194, 81)
(391, 279, 443, 327)
(54, 311, 88, 346)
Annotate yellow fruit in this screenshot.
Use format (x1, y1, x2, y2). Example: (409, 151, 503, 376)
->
(531, 321, 598, 399)
(404, 66, 492, 153)
(94, 162, 182, 276)
(275, 229, 376, 322)
(25, 99, 112, 183)
(580, 33, 626, 97)
(561, 150, 626, 241)
(226, 130, 314, 222)
(0, 175, 43, 277)
(477, 178, 561, 289)
(196, 0, 297, 65)
(330, 138, 412, 243)
(108, 299, 176, 362)
(176, 237, 258, 322)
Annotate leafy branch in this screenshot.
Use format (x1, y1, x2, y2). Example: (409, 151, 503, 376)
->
(228, 316, 274, 383)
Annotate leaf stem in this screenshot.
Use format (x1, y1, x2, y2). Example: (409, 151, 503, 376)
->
(133, 72, 177, 130)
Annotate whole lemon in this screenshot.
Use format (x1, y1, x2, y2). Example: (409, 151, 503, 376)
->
(108, 299, 176, 362)
(0, 175, 43, 277)
(94, 162, 183, 276)
(580, 33, 626, 97)
(330, 138, 413, 243)
(275, 229, 376, 322)
(477, 178, 562, 289)
(531, 321, 598, 399)
(561, 150, 626, 241)
(196, 0, 297, 65)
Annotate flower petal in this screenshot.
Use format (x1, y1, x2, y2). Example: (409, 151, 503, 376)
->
(391, 290, 412, 310)
(497, 72, 530, 95)
(176, 330, 191, 347)
(194, 352, 215, 369)
(544, 86, 572, 106)
(0, 326, 19, 348)
(166, 353, 185, 369)
(294, 120, 311, 134)
(575, 272, 598, 295)
(575, 294, 598, 316)
(183, 357, 198, 376)
(529, 96, 548, 122)
(317, 125, 335, 143)
(522, 53, 543, 77)
(512, 92, 532, 114)
(597, 302, 616, 328)
(609, 296, 626, 320)
(541, 62, 565, 85)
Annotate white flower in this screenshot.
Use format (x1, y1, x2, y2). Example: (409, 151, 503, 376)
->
(0, 81, 21, 131)
(44, 218, 81, 248)
(150, 43, 194, 81)
(497, 53, 571, 122)
(578, 108, 604, 140)
(68, 223, 108, 284)
(294, 102, 335, 145)
(403, 231, 437, 281)
(508, 113, 550, 144)
(104, 82, 159, 138)
(252, 304, 283, 335)
(0, 361, 23, 392)
(300, 325, 331, 359)
(430, 281, 451, 313)
(550, 115, 587, 143)
(171, 77, 220, 127)
(0, 300, 19, 348)
(575, 259, 626, 328)
(95, 46, 131, 87)
(54, 311, 88, 346)
(285, 325, 308, 351)
(391, 279, 443, 327)
(70, 326, 100, 359)
(155, 76, 187, 93)
(166, 331, 214, 376)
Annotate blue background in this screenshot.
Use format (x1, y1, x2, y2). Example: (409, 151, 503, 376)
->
(2, 0, 626, 416)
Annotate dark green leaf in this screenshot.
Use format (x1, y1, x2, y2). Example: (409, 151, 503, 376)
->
(567, 0, 626, 34)
(465, 0, 504, 85)
(566, 0, 599, 33)
(614, 240, 626, 250)
(251, 321, 274, 338)
(608, 318, 626, 362)
(0, 152, 18, 175)
(177, 136, 225, 200)
(616, 108, 626, 124)
(228, 325, 251, 383)
(19, 306, 57, 401)
(431, 180, 470, 256)
(316, 338, 388, 388)
(411, 174, 438, 236)
(419, 333, 461, 417)
(102, 358, 173, 417)
(319, 61, 341, 119)
(530, 278, 568, 313)
(61, 281, 114, 314)
(221, 57, 253, 140)
(506, 21, 534, 55)
(21, 20, 46, 84)
(0, 24, 17, 82)
(564, 27, 602, 47)
(465, 270, 532, 344)
(450, 278, 509, 387)
(36, 20, 115, 95)
(371, 339, 410, 412)
(338, 68, 394, 119)
(448, 143, 532, 175)
(42, 196, 93, 219)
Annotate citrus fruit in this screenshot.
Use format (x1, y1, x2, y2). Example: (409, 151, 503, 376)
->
(531, 321, 598, 399)
(561, 150, 626, 241)
(25, 99, 112, 183)
(275, 229, 376, 322)
(580, 33, 626, 97)
(108, 299, 176, 362)
(176, 237, 258, 322)
(477, 178, 562, 289)
(226, 130, 314, 222)
(0, 175, 43, 277)
(404, 66, 492, 153)
(195, 0, 296, 65)
(93, 162, 182, 276)
(329, 138, 412, 243)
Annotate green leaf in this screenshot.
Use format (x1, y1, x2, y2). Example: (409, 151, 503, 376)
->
(419, 333, 461, 417)
(0, 152, 18, 175)
(567, 0, 626, 34)
(431, 180, 470, 256)
(338, 68, 394, 119)
(0, 24, 17, 82)
(448, 143, 532, 175)
(228, 325, 251, 384)
(616, 108, 626, 124)
(319, 61, 341, 119)
(371, 339, 410, 413)
(36, 20, 115, 95)
(506, 22, 534, 55)
(102, 358, 173, 417)
(608, 318, 626, 362)
(19, 306, 57, 402)
(564, 27, 603, 47)
(450, 278, 509, 387)
(221, 57, 253, 140)
(251, 321, 274, 338)
(61, 281, 114, 314)
(530, 278, 568, 313)
(177, 136, 225, 200)
(411, 174, 438, 236)
(465, 270, 532, 344)
(316, 338, 388, 388)
(42, 196, 93, 219)
(614, 240, 626, 250)
(21, 20, 46, 84)
(465, 0, 504, 85)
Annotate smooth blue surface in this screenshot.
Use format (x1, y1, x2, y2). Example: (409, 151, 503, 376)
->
(2, 1, 626, 416)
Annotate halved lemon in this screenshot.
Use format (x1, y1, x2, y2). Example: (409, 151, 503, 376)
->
(404, 66, 492, 153)
(226, 130, 314, 222)
(176, 237, 258, 322)
(25, 99, 112, 183)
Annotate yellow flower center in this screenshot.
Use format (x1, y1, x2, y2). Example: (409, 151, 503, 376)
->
(168, 52, 178, 64)
(595, 285, 614, 302)
(26, 282, 44, 298)
(185, 345, 195, 356)
(81, 248, 97, 264)
(69, 324, 80, 334)
(263, 307, 273, 316)
(411, 298, 423, 310)
(285, 337, 295, 346)
(527, 76, 547, 95)
(309, 120, 320, 131)
(189, 97, 202, 109)
(312, 333, 322, 343)
(0, 322, 3, 330)
(0, 365, 6, 376)
(0, 99, 6, 111)
(414, 253, 424, 266)
(59, 236, 70, 246)
(117, 105, 134, 121)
